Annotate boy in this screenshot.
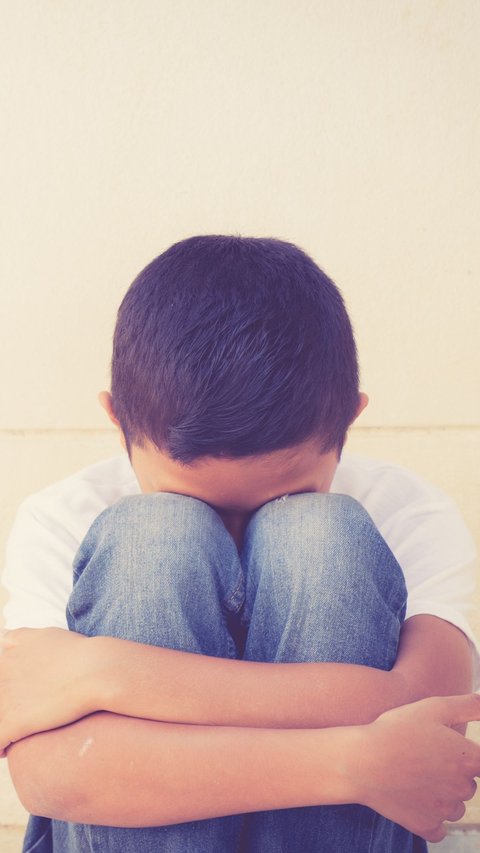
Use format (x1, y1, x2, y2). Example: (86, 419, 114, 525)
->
(1, 235, 479, 852)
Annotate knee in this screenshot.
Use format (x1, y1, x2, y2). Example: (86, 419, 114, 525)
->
(72, 492, 234, 593)
(67, 493, 241, 642)
(245, 493, 405, 604)
(89, 490, 220, 535)
(78, 491, 221, 554)
(246, 492, 376, 557)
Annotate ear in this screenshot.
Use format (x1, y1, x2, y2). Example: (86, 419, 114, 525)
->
(98, 391, 127, 450)
(352, 391, 369, 424)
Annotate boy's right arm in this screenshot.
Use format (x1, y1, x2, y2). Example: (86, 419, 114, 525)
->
(7, 694, 480, 843)
(0, 614, 471, 748)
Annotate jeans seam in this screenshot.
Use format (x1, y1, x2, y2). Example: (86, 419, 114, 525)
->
(222, 568, 245, 614)
(367, 809, 380, 852)
(23, 827, 51, 853)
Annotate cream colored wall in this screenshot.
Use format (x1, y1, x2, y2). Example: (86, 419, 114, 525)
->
(1, 0, 479, 837)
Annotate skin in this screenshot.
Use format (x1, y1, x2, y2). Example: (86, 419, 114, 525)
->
(6, 696, 480, 842)
(2, 389, 477, 841)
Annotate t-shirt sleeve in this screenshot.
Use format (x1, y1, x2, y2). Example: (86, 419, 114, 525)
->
(2, 456, 137, 630)
(381, 486, 479, 681)
(2, 496, 77, 629)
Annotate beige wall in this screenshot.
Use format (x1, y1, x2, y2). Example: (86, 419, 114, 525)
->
(1, 0, 479, 835)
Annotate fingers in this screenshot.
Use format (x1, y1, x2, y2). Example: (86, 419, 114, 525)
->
(424, 823, 447, 844)
(0, 730, 11, 757)
(0, 630, 18, 650)
(421, 795, 470, 840)
(0, 719, 16, 753)
(446, 801, 466, 822)
(463, 779, 478, 802)
(0, 627, 48, 651)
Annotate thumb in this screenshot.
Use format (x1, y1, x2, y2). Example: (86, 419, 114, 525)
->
(433, 693, 480, 728)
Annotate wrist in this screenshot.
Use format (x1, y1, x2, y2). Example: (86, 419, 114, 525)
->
(335, 723, 381, 808)
(84, 636, 122, 712)
(383, 668, 411, 710)
(312, 725, 366, 806)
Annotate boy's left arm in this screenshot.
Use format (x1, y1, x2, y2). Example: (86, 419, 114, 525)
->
(393, 614, 474, 709)
(0, 613, 472, 750)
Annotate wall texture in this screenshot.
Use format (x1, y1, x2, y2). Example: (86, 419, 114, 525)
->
(1, 0, 479, 842)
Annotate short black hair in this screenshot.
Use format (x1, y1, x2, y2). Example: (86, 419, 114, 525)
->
(111, 235, 359, 462)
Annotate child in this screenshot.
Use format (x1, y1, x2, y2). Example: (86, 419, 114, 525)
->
(1, 235, 479, 853)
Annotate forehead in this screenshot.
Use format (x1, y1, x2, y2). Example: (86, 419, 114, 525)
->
(133, 438, 338, 511)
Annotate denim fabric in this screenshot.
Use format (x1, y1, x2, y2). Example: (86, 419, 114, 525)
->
(23, 492, 426, 853)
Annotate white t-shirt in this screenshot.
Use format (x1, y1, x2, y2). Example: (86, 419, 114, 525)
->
(2, 452, 478, 675)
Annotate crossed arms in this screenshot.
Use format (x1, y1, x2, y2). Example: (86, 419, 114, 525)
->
(2, 613, 480, 843)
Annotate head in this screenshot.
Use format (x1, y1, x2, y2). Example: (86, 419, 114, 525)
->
(101, 235, 367, 541)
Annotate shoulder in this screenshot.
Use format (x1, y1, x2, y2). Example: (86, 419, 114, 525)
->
(17, 455, 140, 541)
(3, 456, 140, 629)
(333, 452, 464, 521)
(332, 452, 476, 565)
(332, 451, 447, 502)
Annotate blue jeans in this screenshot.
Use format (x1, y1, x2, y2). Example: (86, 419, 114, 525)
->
(23, 492, 427, 852)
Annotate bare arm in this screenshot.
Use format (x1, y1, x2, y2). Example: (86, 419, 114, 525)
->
(0, 615, 472, 748)
(99, 615, 473, 726)
(8, 695, 480, 843)
(8, 712, 356, 825)
(1, 613, 474, 829)
(393, 616, 473, 703)
(2, 616, 475, 839)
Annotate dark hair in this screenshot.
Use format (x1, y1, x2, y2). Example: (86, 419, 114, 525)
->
(111, 235, 359, 462)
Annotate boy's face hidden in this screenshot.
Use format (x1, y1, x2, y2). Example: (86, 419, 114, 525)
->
(99, 391, 368, 549)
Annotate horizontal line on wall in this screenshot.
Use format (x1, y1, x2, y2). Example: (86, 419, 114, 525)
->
(351, 425, 480, 433)
(0, 427, 479, 437)
(0, 429, 118, 436)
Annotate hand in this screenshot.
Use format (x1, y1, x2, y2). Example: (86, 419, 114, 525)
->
(0, 627, 102, 754)
(352, 694, 480, 842)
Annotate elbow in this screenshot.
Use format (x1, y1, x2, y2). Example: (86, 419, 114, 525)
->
(7, 731, 88, 821)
